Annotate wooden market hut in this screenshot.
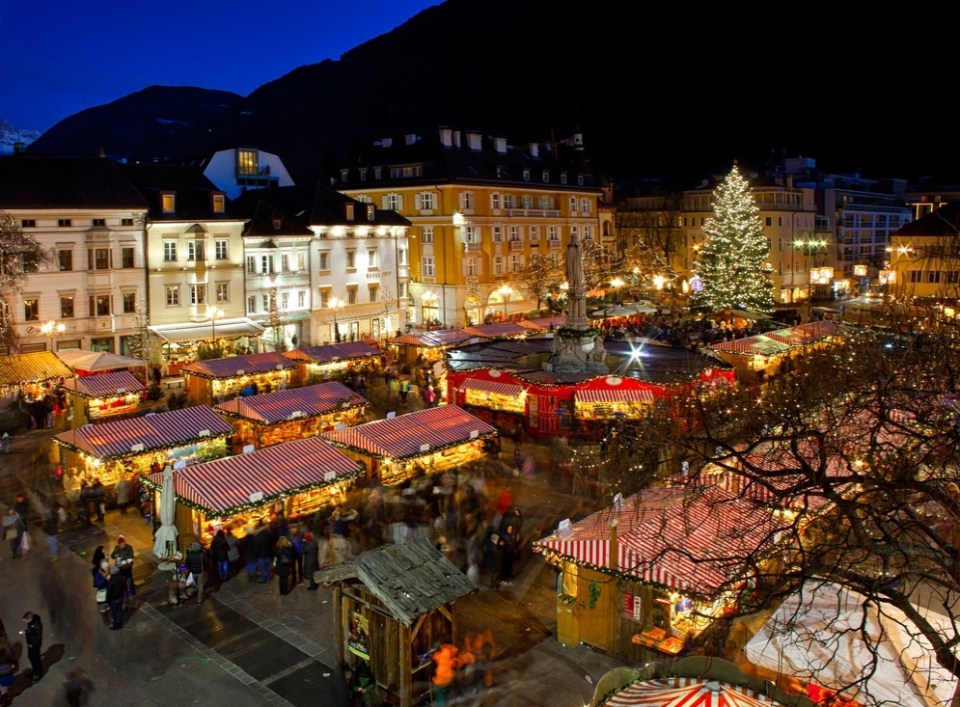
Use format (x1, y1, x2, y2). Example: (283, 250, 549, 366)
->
(282, 341, 383, 386)
(531, 482, 788, 663)
(181, 351, 300, 405)
(0, 351, 73, 400)
(60, 370, 147, 426)
(215, 381, 370, 450)
(142, 436, 364, 547)
(315, 537, 478, 707)
(387, 329, 471, 368)
(322, 405, 498, 486)
(53, 405, 233, 490)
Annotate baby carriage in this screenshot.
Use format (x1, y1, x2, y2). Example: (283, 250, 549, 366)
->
(167, 554, 196, 604)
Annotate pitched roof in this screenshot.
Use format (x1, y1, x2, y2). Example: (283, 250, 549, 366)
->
(180, 351, 298, 379)
(231, 181, 411, 228)
(61, 370, 145, 398)
(894, 201, 960, 237)
(119, 163, 237, 221)
(314, 537, 477, 625)
(283, 342, 381, 364)
(0, 351, 73, 388)
(215, 381, 367, 423)
(0, 156, 147, 209)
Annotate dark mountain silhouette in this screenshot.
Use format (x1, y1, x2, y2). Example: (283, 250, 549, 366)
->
(25, 0, 958, 188)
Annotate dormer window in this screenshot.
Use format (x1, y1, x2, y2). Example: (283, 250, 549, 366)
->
(542, 171, 550, 183)
(161, 193, 176, 214)
(367, 205, 376, 221)
(272, 218, 282, 230)
(341, 169, 349, 183)
(345, 203, 355, 221)
(212, 193, 225, 213)
(237, 149, 258, 176)
(522, 169, 531, 182)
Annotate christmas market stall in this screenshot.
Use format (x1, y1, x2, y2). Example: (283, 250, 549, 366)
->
(387, 329, 471, 368)
(142, 436, 364, 546)
(147, 317, 266, 376)
(322, 405, 498, 486)
(53, 405, 233, 490)
(55, 349, 149, 379)
(60, 369, 147, 426)
(215, 381, 370, 450)
(314, 537, 478, 707)
(532, 482, 789, 663)
(283, 341, 383, 386)
(0, 351, 73, 401)
(181, 351, 299, 406)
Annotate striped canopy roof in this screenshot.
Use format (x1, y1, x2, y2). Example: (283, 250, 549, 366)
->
(216, 381, 368, 424)
(707, 336, 791, 357)
(575, 388, 655, 403)
(0, 351, 72, 388)
(533, 485, 785, 594)
(54, 405, 232, 459)
(461, 322, 536, 338)
(601, 676, 779, 707)
(61, 370, 146, 398)
(388, 329, 472, 348)
(144, 436, 363, 516)
(283, 342, 381, 364)
(322, 405, 497, 461)
(180, 351, 298, 380)
(460, 378, 525, 397)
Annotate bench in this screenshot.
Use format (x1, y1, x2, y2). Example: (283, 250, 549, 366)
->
(163, 377, 185, 390)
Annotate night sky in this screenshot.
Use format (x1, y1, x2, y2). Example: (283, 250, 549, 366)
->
(2, 0, 439, 132)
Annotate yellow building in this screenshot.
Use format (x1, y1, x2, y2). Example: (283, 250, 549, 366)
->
(337, 127, 602, 328)
(887, 201, 960, 300)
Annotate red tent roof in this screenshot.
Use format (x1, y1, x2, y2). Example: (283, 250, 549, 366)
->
(216, 381, 367, 424)
(61, 370, 145, 398)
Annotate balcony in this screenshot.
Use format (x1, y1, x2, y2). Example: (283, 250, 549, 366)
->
(464, 242, 481, 253)
(509, 240, 525, 251)
(505, 208, 561, 218)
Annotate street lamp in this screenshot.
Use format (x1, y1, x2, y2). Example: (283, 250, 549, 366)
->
(497, 284, 513, 321)
(328, 296, 345, 342)
(40, 320, 65, 351)
(609, 277, 624, 305)
(208, 307, 224, 346)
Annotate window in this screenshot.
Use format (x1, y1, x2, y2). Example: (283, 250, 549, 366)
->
(161, 193, 176, 213)
(765, 217, 772, 227)
(416, 192, 437, 210)
(21, 219, 35, 228)
(529, 226, 540, 242)
(281, 292, 290, 310)
(60, 296, 74, 318)
(165, 286, 179, 306)
(542, 170, 550, 182)
(346, 250, 356, 269)
(260, 255, 273, 274)
(580, 198, 591, 214)
(465, 258, 478, 277)
(122, 292, 136, 314)
(547, 226, 560, 243)
(521, 195, 532, 209)
(422, 256, 436, 278)
(281, 254, 290, 272)
(90, 294, 111, 316)
(23, 298, 39, 321)
(58, 219, 71, 227)
(368, 284, 379, 302)
(89, 248, 110, 270)
(58, 250, 72, 272)
(510, 254, 524, 272)
(421, 227, 434, 244)
(190, 284, 207, 305)
(366, 204, 376, 221)
(297, 290, 306, 308)
(491, 193, 501, 210)
(459, 192, 474, 211)
(187, 240, 205, 262)
(383, 193, 403, 211)
(121, 218, 134, 227)
(368, 248, 378, 269)
(347, 287, 357, 305)
(493, 256, 504, 276)
(317, 290, 328, 309)
(569, 197, 577, 214)
(509, 226, 522, 242)
(538, 196, 554, 210)
(247, 295, 257, 314)
(262, 293, 270, 311)
(92, 218, 106, 227)
(318, 251, 330, 271)
(215, 240, 228, 260)
(212, 193, 225, 213)
(237, 149, 258, 176)
(492, 226, 503, 243)
(121, 247, 135, 268)
(216, 283, 229, 302)
(465, 227, 479, 244)
(246, 255, 256, 274)
(163, 242, 177, 262)
(297, 251, 307, 271)
(398, 248, 407, 266)
(522, 169, 530, 182)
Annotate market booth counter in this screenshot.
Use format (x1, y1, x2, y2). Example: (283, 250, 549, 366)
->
(143, 436, 364, 547)
(61, 370, 147, 426)
(315, 537, 478, 707)
(0, 350, 73, 400)
(283, 342, 383, 386)
(321, 405, 498, 487)
(53, 405, 233, 492)
(215, 381, 369, 450)
(181, 351, 300, 406)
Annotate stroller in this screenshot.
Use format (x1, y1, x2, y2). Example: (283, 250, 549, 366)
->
(167, 554, 196, 604)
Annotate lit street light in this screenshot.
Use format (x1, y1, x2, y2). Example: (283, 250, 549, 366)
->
(497, 284, 513, 321)
(328, 296, 345, 343)
(40, 319, 65, 351)
(208, 307, 224, 351)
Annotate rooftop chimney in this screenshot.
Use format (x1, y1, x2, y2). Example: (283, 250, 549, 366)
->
(12, 141, 25, 155)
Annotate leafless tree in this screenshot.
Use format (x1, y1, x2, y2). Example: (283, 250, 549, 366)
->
(0, 211, 54, 350)
(516, 253, 564, 312)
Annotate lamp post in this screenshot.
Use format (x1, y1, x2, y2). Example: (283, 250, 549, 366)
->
(208, 307, 224, 348)
(40, 320, 65, 352)
(328, 296, 345, 343)
(609, 277, 624, 306)
(497, 284, 513, 321)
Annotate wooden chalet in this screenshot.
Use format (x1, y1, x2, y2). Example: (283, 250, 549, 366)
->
(283, 342, 383, 386)
(181, 351, 299, 405)
(61, 369, 147, 426)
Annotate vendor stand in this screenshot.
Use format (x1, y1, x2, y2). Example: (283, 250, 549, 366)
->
(147, 317, 266, 376)
(181, 351, 299, 406)
(55, 349, 149, 380)
(60, 370, 146, 426)
(572, 376, 660, 422)
(387, 329, 471, 369)
(53, 405, 233, 490)
(322, 405, 498, 486)
(215, 381, 369, 450)
(315, 537, 478, 707)
(0, 351, 73, 401)
(283, 342, 383, 386)
(142, 436, 364, 547)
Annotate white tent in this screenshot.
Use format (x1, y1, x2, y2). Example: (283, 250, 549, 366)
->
(744, 581, 957, 707)
(56, 349, 147, 373)
(152, 465, 179, 563)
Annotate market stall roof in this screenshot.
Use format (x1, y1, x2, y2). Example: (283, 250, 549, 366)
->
(0, 351, 73, 388)
(744, 580, 957, 707)
(461, 321, 537, 338)
(707, 335, 792, 357)
(575, 388, 656, 403)
(283, 342, 381, 364)
(55, 349, 147, 373)
(763, 320, 843, 346)
(599, 675, 781, 707)
(518, 315, 566, 331)
(322, 405, 497, 461)
(533, 484, 786, 595)
(54, 405, 232, 460)
(459, 377, 525, 397)
(727, 308, 773, 321)
(180, 351, 298, 380)
(314, 537, 478, 626)
(144, 436, 363, 516)
(388, 329, 471, 348)
(215, 381, 368, 424)
(147, 317, 265, 343)
(60, 370, 146, 398)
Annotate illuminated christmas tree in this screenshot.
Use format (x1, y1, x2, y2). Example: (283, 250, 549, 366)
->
(691, 165, 775, 313)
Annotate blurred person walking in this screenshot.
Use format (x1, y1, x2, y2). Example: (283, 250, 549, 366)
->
(21, 611, 43, 683)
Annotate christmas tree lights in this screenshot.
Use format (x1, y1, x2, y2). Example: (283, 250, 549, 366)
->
(692, 165, 775, 314)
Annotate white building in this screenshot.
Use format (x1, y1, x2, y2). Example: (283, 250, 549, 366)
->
(196, 147, 295, 200)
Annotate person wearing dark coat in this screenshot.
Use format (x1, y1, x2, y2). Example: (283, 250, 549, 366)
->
(105, 567, 127, 629)
(241, 525, 257, 580)
(210, 528, 230, 582)
(274, 536, 295, 595)
(302, 533, 320, 590)
(186, 541, 207, 604)
(253, 521, 274, 583)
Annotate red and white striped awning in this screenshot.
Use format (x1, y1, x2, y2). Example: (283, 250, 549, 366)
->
(283, 342, 381, 364)
(534, 485, 785, 593)
(707, 336, 790, 356)
(54, 405, 233, 459)
(180, 351, 297, 380)
(216, 381, 368, 424)
(145, 437, 363, 515)
(61, 370, 145, 398)
(601, 676, 779, 706)
(322, 405, 497, 460)
(575, 388, 655, 404)
(461, 378, 524, 397)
